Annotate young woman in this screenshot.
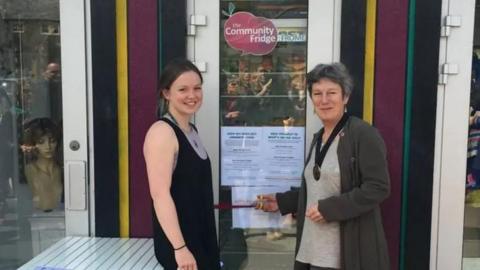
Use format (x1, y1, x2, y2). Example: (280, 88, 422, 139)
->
(144, 59, 220, 270)
(256, 63, 390, 270)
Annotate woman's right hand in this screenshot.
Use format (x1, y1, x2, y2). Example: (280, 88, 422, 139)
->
(255, 194, 279, 212)
(175, 247, 197, 270)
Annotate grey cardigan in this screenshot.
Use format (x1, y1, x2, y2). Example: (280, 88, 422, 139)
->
(276, 116, 390, 270)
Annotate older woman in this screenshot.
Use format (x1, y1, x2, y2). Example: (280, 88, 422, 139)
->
(256, 63, 390, 270)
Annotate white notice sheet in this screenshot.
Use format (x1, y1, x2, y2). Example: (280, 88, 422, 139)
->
(221, 126, 304, 186)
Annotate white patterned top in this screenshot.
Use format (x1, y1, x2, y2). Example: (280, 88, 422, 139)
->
(296, 136, 341, 269)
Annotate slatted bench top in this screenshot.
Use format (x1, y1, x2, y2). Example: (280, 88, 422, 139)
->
(19, 236, 163, 270)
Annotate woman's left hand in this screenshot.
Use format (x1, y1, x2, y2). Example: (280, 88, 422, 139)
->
(305, 203, 325, 223)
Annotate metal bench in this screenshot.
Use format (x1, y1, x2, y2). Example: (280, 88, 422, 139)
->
(19, 236, 162, 270)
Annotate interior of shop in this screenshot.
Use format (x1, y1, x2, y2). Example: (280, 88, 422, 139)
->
(463, 2, 480, 268)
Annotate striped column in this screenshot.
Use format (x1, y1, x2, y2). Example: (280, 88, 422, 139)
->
(128, 0, 159, 237)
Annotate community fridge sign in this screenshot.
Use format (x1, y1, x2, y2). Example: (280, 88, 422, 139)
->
(224, 12, 278, 55)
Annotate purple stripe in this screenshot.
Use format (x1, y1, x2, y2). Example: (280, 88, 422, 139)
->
(128, 0, 158, 237)
(374, 1, 408, 268)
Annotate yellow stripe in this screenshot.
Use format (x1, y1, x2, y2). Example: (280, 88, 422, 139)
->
(116, 0, 129, 237)
(363, 0, 377, 124)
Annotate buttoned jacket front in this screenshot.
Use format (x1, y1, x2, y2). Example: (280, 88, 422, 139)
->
(277, 116, 391, 270)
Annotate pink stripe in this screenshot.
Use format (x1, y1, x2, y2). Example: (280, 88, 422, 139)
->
(374, 1, 409, 268)
(128, 0, 158, 237)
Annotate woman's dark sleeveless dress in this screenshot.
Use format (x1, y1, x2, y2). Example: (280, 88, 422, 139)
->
(153, 118, 220, 270)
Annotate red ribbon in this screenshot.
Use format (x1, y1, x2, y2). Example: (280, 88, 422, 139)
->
(214, 202, 256, 210)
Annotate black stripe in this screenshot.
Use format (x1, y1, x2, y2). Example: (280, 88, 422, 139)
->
(340, 0, 366, 118)
(159, 0, 187, 68)
(404, 0, 442, 268)
(91, 0, 119, 237)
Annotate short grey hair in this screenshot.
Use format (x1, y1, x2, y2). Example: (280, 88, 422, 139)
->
(306, 63, 353, 97)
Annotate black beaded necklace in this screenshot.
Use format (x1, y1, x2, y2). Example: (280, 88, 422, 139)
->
(313, 113, 349, 180)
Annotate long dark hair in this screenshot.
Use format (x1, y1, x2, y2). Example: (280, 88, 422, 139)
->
(157, 59, 203, 117)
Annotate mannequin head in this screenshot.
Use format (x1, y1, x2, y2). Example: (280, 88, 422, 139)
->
(22, 118, 63, 211)
(23, 118, 60, 162)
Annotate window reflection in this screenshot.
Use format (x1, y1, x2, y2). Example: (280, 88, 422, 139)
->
(0, 1, 64, 268)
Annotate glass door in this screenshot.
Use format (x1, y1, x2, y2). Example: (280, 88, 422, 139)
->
(430, 0, 477, 269)
(218, 2, 307, 269)
(0, 0, 90, 268)
(463, 1, 480, 269)
(192, 1, 340, 269)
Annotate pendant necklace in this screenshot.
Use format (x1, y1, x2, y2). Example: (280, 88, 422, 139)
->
(313, 113, 349, 180)
(166, 111, 199, 149)
(166, 112, 189, 132)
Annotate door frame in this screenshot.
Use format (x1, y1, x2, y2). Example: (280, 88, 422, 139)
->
(430, 0, 476, 269)
(188, 0, 342, 247)
(60, 0, 92, 236)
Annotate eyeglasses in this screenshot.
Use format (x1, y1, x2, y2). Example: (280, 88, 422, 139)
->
(313, 163, 320, 180)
